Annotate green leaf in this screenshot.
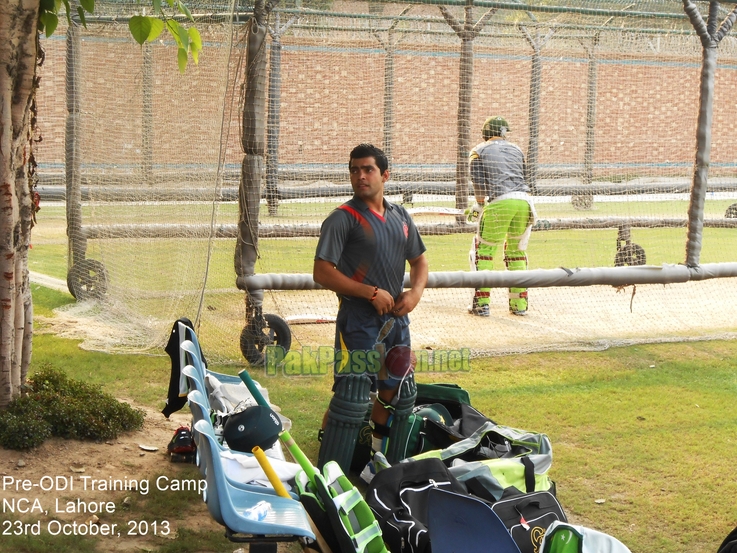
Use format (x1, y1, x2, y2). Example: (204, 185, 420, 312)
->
(177, 1, 194, 22)
(165, 0, 176, 7)
(79, 0, 94, 14)
(177, 48, 188, 74)
(54, 0, 61, 12)
(147, 18, 165, 42)
(129, 15, 152, 46)
(76, 6, 87, 27)
(177, 24, 189, 52)
(40, 12, 58, 37)
(153, 0, 161, 13)
(166, 19, 183, 48)
(62, 0, 72, 25)
(188, 27, 202, 64)
(39, 0, 55, 12)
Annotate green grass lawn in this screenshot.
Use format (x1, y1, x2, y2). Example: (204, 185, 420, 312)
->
(23, 196, 737, 552)
(22, 283, 737, 553)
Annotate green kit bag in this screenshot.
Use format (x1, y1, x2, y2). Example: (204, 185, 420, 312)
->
(412, 421, 554, 501)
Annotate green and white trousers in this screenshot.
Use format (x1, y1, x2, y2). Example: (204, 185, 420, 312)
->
(469, 195, 535, 313)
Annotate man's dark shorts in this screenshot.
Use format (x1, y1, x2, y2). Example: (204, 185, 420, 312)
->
(332, 299, 410, 392)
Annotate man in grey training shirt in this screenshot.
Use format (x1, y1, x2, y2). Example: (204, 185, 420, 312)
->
(468, 116, 536, 317)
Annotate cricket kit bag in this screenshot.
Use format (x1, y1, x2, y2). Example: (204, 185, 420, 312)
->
(359, 382, 495, 470)
(718, 525, 737, 553)
(539, 521, 632, 553)
(365, 457, 467, 553)
(412, 383, 494, 454)
(412, 421, 555, 501)
(490, 489, 567, 553)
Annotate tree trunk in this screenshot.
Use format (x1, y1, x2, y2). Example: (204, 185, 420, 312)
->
(0, 0, 39, 407)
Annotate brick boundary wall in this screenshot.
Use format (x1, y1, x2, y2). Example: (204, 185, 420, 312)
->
(33, 23, 737, 183)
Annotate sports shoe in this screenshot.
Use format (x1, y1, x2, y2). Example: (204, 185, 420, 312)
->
(469, 305, 490, 317)
(359, 451, 391, 484)
(510, 309, 527, 316)
(168, 426, 196, 455)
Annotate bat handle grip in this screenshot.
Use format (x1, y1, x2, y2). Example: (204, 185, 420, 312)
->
(238, 369, 269, 406)
(280, 430, 319, 483)
(252, 446, 291, 498)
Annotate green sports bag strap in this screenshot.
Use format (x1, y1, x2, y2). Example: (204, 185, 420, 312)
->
(521, 456, 535, 493)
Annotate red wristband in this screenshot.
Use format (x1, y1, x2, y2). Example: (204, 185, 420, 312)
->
(369, 286, 379, 302)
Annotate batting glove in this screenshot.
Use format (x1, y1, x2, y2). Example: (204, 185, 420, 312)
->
(466, 203, 483, 224)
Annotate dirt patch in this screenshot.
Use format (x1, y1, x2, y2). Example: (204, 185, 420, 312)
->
(0, 404, 232, 552)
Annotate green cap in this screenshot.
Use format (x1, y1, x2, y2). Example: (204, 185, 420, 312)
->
(482, 116, 510, 139)
(414, 403, 454, 426)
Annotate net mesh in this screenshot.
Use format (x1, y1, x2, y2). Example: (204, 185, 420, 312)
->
(32, 0, 737, 362)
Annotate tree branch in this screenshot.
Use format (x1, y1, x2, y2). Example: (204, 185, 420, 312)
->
(519, 24, 534, 49)
(387, 5, 412, 32)
(715, 4, 737, 41)
(373, 30, 387, 49)
(472, 8, 497, 36)
(683, 0, 711, 45)
(540, 27, 556, 49)
(707, 0, 719, 37)
(439, 6, 463, 36)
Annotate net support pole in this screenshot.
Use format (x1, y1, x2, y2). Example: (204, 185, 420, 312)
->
(520, 25, 554, 196)
(381, 37, 395, 167)
(266, 14, 295, 216)
(375, 8, 411, 194)
(142, 42, 154, 188)
(65, 23, 86, 268)
(683, 0, 737, 267)
(265, 37, 280, 216)
(439, 1, 497, 222)
(583, 34, 600, 187)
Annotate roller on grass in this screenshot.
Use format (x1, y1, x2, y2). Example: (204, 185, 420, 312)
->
(239, 369, 388, 553)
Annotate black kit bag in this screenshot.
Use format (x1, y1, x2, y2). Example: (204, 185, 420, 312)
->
(398, 383, 495, 461)
(490, 489, 567, 553)
(365, 457, 467, 553)
(718, 525, 737, 553)
(418, 401, 495, 453)
(162, 317, 208, 418)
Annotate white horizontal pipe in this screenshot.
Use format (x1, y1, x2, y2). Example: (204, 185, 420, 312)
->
(236, 263, 737, 291)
